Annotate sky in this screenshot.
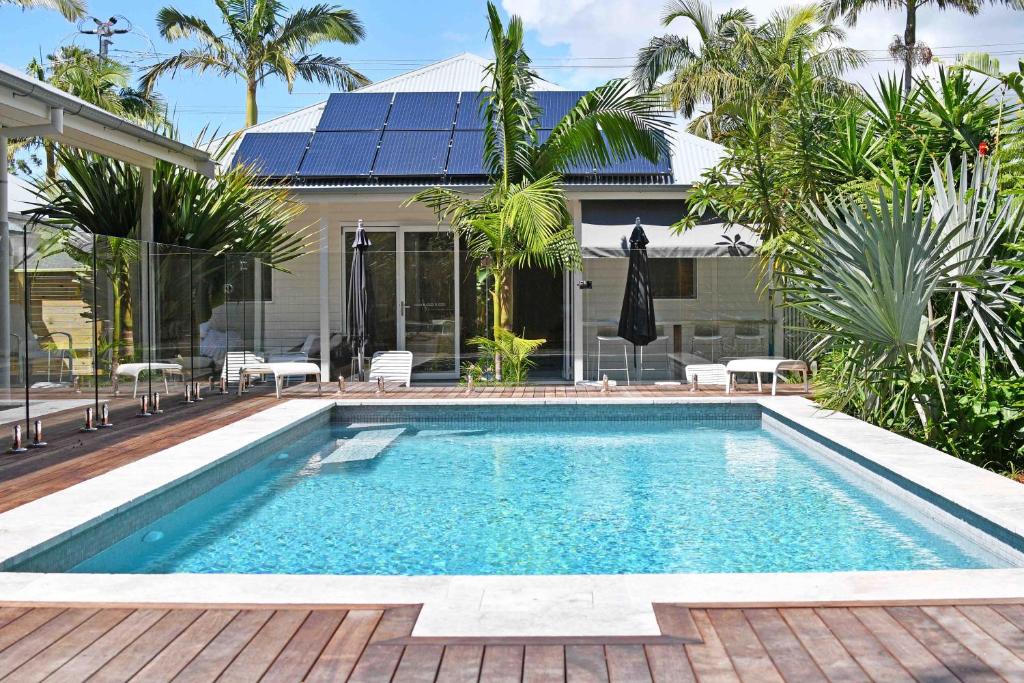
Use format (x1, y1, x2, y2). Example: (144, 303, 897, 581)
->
(1, 0, 1023, 141)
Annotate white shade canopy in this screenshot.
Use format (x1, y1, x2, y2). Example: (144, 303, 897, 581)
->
(581, 199, 760, 258)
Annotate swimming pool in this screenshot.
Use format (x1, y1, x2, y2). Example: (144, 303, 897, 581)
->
(65, 403, 1013, 576)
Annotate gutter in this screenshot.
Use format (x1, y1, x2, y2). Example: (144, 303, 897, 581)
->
(0, 64, 215, 178)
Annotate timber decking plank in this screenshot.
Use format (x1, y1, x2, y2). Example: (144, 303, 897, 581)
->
(565, 645, 608, 683)
(644, 645, 694, 683)
(0, 608, 96, 675)
(392, 644, 444, 683)
(653, 606, 700, 641)
(169, 608, 273, 682)
(480, 644, 524, 683)
(217, 609, 309, 682)
(681, 611, 740, 683)
(44, 608, 167, 683)
(435, 644, 484, 683)
(885, 606, 999, 683)
(921, 605, 1024, 681)
(604, 644, 652, 683)
(523, 644, 565, 683)
(0, 608, 28, 631)
(741, 609, 825, 683)
(130, 609, 239, 682)
(0, 608, 66, 653)
(994, 604, 1024, 631)
(849, 607, 956, 683)
(779, 608, 869, 682)
(706, 609, 783, 683)
(9, 607, 142, 682)
(813, 607, 913, 683)
(304, 608, 383, 683)
(369, 605, 421, 642)
(88, 609, 204, 683)
(259, 609, 346, 682)
(958, 604, 1024, 656)
(347, 643, 407, 683)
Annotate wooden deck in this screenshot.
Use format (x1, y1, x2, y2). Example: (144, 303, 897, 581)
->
(1, 602, 1023, 681)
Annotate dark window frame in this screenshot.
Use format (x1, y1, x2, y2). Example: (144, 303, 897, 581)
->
(648, 258, 696, 300)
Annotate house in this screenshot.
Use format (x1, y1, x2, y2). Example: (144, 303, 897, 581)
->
(229, 53, 772, 384)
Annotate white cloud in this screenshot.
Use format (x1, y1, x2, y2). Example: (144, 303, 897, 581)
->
(501, 0, 1024, 90)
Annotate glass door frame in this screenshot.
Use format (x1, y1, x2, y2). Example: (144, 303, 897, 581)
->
(341, 223, 460, 380)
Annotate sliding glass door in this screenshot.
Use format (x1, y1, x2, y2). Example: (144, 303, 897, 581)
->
(401, 231, 457, 377)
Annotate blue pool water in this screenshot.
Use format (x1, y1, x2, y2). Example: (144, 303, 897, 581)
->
(73, 415, 1009, 575)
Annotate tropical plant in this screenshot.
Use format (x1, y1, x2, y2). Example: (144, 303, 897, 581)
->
(141, 0, 367, 126)
(634, 1, 863, 140)
(408, 1, 670, 345)
(780, 155, 1023, 432)
(824, 0, 1024, 94)
(469, 330, 545, 385)
(23, 47, 165, 178)
(953, 52, 1024, 186)
(1, 0, 84, 20)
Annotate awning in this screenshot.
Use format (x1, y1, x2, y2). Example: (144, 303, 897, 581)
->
(581, 199, 760, 258)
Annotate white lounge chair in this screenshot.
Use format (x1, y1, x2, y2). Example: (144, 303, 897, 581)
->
(368, 350, 413, 388)
(684, 363, 729, 389)
(221, 351, 264, 390)
(726, 358, 809, 396)
(114, 362, 184, 398)
(238, 361, 322, 398)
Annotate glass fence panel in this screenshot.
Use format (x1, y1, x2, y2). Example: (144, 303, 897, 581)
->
(581, 255, 773, 385)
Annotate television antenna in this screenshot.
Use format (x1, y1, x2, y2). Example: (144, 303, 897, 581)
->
(77, 16, 132, 58)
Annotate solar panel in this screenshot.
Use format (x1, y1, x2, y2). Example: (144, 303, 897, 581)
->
(447, 131, 486, 176)
(317, 93, 392, 131)
(534, 91, 586, 129)
(232, 132, 310, 176)
(298, 131, 380, 176)
(455, 92, 488, 129)
(372, 131, 451, 176)
(386, 92, 458, 130)
(535, 129, 591, 175)
(596, 133, 672, 175)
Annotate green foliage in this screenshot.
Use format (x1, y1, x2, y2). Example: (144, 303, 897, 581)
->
(141, 0, 367, 125)
(409, 1, 669, 343)
(468, 330, 546, 385)
(1, 0, 84, 20)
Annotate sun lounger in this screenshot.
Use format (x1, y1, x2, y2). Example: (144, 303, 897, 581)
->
(238, 361, 322, 398)
(725, 358, 809, 396)
(114, 362, 184, 398)
(368, 350, 413, 388)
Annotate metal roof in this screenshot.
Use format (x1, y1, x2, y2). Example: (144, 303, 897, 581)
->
(358, 53, 563, 94)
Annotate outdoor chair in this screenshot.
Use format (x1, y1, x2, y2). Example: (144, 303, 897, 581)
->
(221, 351, 265, 391)
(726, 358, 809, 396)
(684, 363, 729, 390)
(690, 324, 723, 362)
(368, 350, 413, 388)
(732, 322, 765, 357)
(595, 334, 630, 384)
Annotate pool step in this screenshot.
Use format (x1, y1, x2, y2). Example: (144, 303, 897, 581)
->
(322, 427, 406, 464)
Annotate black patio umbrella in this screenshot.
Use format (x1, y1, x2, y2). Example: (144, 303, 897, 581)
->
(617, 218, 657, 371)
(348, 220, 373, 381)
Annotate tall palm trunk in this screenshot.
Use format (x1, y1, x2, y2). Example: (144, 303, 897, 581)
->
(903, 0, 917, 94)
(245, 79, 259, 127)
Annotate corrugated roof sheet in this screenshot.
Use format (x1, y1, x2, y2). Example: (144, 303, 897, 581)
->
(359, 53, 563, 94)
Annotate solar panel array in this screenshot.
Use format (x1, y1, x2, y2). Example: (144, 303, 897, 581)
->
(235, 91, 672, 181)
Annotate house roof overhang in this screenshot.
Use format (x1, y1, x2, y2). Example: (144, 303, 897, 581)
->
(0, 63, 215, 176)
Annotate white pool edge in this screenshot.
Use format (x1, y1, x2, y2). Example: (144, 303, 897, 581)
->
(0, 395, 1023, 637)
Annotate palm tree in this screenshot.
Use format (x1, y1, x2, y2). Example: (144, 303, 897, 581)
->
(634, 1, 862, 140)
(824, 0, 1024, 94)
(1, 0, 85, 20)
(409, 2, 670, 340)
(141, 0, 367, 126)
(25, 47, 164, 178)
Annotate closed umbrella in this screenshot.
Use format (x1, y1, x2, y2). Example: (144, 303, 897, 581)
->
(348, 220, 373, 381)
(617, 218, 657, 372)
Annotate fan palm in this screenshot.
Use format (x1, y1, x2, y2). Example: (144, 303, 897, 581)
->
(141, 0, 367, 126)
(634, 1, 863, 140)
(824, 0, 1024, 94)
(408, 1, 670, 339)
(780, 155, 1023, 429)
(1, 0, 84, 20)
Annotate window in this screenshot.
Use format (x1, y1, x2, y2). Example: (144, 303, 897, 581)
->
(648, 258, 695, 299)
(226, 260, 273, 302)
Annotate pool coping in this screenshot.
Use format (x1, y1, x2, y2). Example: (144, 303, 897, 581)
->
(0, 395, 1023, 637)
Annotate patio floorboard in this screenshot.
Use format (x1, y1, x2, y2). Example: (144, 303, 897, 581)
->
(0, 603, 1020, 681)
